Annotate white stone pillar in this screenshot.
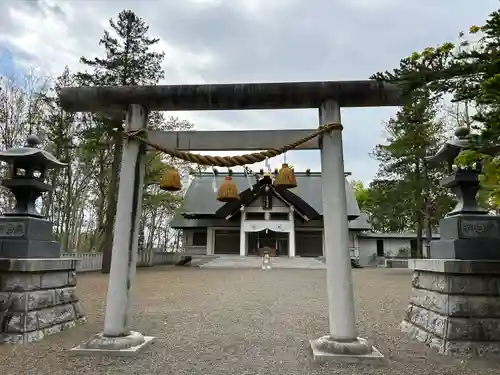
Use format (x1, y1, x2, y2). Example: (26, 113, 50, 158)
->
(322, 230, 325, 257)
(72, 104, 154, 355)
(310, 100, 381, 362)
(289, 208, 295, 258)
(103, 104, 147, 336)
(206, 228, 214, 255)
(320, 100, 356, 339)
(240, 209, 247, 256)
(240, 231, 247, 256)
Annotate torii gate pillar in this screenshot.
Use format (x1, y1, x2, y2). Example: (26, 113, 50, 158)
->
(309, 100, 383, 362)
(71, 104, 155, 355)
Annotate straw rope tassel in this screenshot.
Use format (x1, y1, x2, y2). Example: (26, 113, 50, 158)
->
(217, 175, 240, 202)
(274, 163, 297, 189)
(159, 166, 182, 191)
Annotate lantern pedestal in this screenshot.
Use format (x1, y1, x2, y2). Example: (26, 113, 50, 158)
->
(0, 258, 86, 344)
(402, 259, 500, 357)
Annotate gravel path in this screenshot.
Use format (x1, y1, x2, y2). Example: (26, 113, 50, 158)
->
(1, 266, 500, 375)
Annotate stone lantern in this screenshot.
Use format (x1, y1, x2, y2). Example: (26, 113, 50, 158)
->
(0, 135, 85, 345)
(424, 127, 499, 260)
(0, 135, 66, 258)
(401, 127, 500, 357)
(1, 135, 66, 217)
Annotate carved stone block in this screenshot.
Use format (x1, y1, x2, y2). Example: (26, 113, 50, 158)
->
(0, 258, 85, 345)
(0, 217, 61, 258)
(402, 259, 500, 357)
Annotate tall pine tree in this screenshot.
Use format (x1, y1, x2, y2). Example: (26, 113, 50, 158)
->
(76, 10, 165, 273)
(371, 56, 454, 257)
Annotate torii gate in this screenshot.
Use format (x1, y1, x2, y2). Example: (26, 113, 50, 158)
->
(59, 81, 402, 362)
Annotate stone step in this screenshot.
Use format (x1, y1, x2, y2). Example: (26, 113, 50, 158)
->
(200, 256, 326, 269)
(185, 255, 219, 267)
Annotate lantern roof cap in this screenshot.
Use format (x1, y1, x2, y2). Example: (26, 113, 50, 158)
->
(0, 135, 67, 169)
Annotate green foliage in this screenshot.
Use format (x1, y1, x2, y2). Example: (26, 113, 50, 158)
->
(0, 10, 196, 254)
(73, 10, 175, 264)
(365, 7, 500, 240)
(76, 10, 164, 87)
(361, 180, 414, 232)
(350, 180, 371, 211)
(369, 50, 455, 254)
(393, 9, 500, 211)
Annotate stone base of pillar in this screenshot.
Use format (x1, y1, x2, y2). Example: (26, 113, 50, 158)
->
(402, 259, 500, 357)
(71, 331, 155, 357)
(0, 258, 86, 344)
(309, 336, 384, 364)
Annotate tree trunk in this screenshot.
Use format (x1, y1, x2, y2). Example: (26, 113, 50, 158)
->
(146, 210, 158, 250)
(162, 223, 169, 250)
(44, 142, 62, 218)
(88, 151, 106, 251)
(61, 145, 73, 253)
(423, 162, 433, 258)
(138, 217, 146, 251)
(101, 132, 123, 273)
(414, 158, 424, 258)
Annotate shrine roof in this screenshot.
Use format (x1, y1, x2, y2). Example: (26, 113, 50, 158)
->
(171, 172, 360, 227)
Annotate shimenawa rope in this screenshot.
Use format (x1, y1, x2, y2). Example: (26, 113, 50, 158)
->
(125, 122, 342, 167)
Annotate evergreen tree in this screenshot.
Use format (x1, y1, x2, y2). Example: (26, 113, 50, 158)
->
(371, 57, 454, 257)
(385, 10, 500, 211)
(75, 10, 165, 273)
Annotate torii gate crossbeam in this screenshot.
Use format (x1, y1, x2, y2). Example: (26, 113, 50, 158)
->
(59, 80, 402, 363)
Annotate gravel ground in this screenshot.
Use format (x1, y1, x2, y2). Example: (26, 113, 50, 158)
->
(1, 266, 500, 375)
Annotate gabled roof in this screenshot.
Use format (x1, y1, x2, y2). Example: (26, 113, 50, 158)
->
(215, 175, 320, 221)
(178, 172, 361, 219)
(349, 212, 371, 231)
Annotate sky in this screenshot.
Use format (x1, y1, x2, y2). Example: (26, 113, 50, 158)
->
(0, 0, 498, 184)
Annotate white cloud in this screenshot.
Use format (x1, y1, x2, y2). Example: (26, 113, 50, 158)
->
(231, 0, 299, 16)
(156, 41, 220, 85)
(0, 4, 98, 75)
(0, 0, 498, 185)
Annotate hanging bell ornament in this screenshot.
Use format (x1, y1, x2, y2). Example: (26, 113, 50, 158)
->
(217, 176, 240, 202)
(274, 163, 297, 189)
(159, 166, 182, 192)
